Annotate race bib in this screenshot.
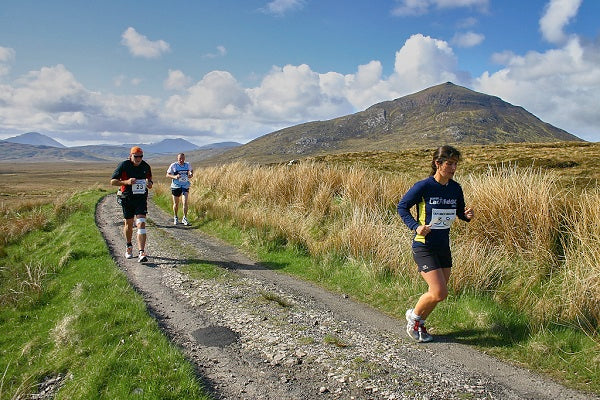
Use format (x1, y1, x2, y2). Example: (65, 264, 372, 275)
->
(178, 172, 188, 183)
(430, 208, 456, 229)
(132, 180, 147, 194)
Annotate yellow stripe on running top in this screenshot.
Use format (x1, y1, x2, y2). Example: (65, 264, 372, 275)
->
(415, 197, 426, 244)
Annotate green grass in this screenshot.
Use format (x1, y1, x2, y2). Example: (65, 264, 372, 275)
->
(153, 191, 600, 395)
(0, 189, 210, 400)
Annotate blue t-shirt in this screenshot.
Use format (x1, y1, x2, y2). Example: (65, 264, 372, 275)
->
(167, 162, 192, 189)
(397, 176, 469, 249)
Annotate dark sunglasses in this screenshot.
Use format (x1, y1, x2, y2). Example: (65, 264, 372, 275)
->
(133, 154, 143, 159)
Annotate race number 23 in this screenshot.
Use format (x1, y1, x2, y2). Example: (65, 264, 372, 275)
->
(132, 180, 147, 194)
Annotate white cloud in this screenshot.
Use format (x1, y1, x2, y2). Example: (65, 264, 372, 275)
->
(392, 0, 489, 16)
(390, 34, 466, 95)
(203, 45, 227, 59)
(121, 27, 170, 59)
(475, 37, 600, 141)
(452, 31, 485, 47)
(539, 0, 582, 44)
(0, 64, 169, 144)
(0, 46, 16, 76)
(164, 69, 191, 90)
(262, 0, 305, 16)
(343, 61, 395, 111)
(0, 34, 472, 145)
(165, 70, 250, 120)
(245, 64, 353, 124)
(248, 64, 324, 121)
(11, 65, 89, 112)
(3, 16, 600, 146)
(0, 47, 15, 62)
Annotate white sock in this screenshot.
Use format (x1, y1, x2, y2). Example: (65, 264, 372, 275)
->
(410, 310, 421, 321)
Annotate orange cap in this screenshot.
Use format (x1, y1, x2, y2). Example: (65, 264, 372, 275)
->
(130, 146, 143, 154)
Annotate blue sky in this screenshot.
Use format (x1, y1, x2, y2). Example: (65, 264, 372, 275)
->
(0, 0, 599, 146)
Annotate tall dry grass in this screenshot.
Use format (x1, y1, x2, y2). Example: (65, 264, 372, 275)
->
(0, 195, 71, 307)
(558, 188, 600, 330)
(0, 199, 50, 247)
(155, 161, 600, 332)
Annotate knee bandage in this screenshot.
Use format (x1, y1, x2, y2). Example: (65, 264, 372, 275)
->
(136, 217, 146, 225)
(137, 228, 147, 234)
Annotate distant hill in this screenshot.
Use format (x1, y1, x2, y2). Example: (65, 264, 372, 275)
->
(198, 141, 241, 150)
(3, 132, 65, 148)
(134, 138, 199, 154)
(0, 142, 109, 162)
(204, 82, 582, 165)
(0, 139, 242, 163)
(150, 142, 242, 165)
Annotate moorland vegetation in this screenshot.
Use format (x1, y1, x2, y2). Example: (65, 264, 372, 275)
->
(154, 141, 600, 392)
(1, 141, 599, 396)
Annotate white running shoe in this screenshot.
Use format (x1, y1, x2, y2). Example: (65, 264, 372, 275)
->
(182, 217, 190, 226)
(173, 217, 178, 225)
(417, 321, 433, 343)
(138, 250, 148, 263)
(125, 246, 133, 259)
(406, 309, 420, 341)
(406, 309, 434, 342)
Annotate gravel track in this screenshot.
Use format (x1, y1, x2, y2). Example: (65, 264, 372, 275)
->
(96, 194, 597, 400)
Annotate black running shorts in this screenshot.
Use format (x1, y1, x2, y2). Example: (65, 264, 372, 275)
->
(121, 195, 148, 219)
(412, 246, 452, 272)
(171, 187, 189, 197)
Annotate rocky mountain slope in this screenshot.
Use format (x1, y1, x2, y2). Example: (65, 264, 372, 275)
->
(205, 82, 581, 165)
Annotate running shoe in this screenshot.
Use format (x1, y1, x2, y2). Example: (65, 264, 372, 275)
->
(138, 250, 148, 263)
(182, 217, 190, 226)
(173, 217, 178, 225)
(418, 321, 433, 343)
(125, 246, 133, 259)
(406, 309, 420, 341)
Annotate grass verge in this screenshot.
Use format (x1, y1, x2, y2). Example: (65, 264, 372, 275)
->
(0, 189, 210, 400)
(153, 192, 599, 395)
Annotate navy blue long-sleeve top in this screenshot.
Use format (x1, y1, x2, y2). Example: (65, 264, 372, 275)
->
(397, 176, 469, 249)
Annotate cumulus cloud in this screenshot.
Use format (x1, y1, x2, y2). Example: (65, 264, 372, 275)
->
(452, 31, 485, 47)
(262, 0, 305, 16)
(0, 46, 16, 76)
(164, 69, 191, 90)
(0, 47, 15, 62)
(0, 64, 168, 144)
(11, 64, 89, 113)
(121, 27, 170, 58)
(0, 34, 472, 145)
(539, 0, 582, 44)
(3, 13, 600, 146)
(389, 34, 467, 95)
(474, 37, 600, 141)
(392, 0, 489, 16)
(165, 70, 251, 119)
(248, 64, 326, 121)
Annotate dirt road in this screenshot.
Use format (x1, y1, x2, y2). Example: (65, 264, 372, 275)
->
(96, 194, 597, 400)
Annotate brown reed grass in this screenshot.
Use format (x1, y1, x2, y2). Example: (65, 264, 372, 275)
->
(174, 161, 600, 332)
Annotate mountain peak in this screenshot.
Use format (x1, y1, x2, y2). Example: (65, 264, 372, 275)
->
(3, 132, 66, 148)
(207, 82, 581, 165)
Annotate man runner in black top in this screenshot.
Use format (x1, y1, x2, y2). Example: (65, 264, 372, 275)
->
(110, 146, 153, 262)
